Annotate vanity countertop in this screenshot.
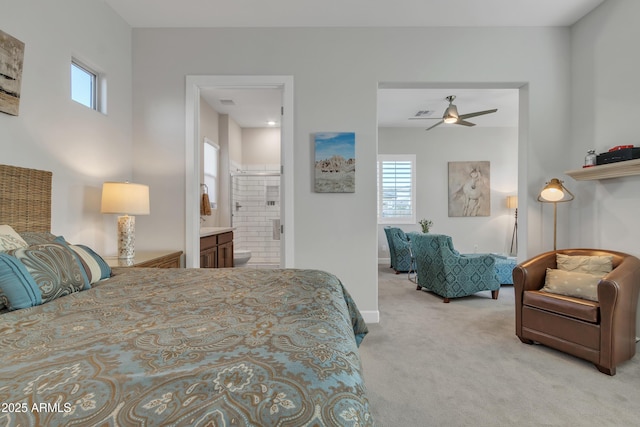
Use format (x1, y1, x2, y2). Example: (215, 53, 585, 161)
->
(200, 227, 235, 237)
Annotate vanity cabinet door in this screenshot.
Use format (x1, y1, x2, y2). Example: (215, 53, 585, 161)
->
(200, 232, 233, 268)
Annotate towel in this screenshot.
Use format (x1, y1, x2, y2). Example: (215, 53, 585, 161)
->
(201, 193, 212, 216)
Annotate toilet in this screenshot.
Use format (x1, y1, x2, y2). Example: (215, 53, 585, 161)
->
(233, 249, 252, 267)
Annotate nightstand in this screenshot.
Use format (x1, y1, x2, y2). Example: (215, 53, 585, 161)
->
(105, 250, 184, 268)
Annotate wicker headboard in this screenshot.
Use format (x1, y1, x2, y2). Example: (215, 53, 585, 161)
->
(0, 164, 52, 232)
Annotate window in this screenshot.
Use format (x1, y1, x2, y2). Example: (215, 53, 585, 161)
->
(71, 59, 102, 111)
(203, 139, 220, 209)
(377, 154, 416, 224)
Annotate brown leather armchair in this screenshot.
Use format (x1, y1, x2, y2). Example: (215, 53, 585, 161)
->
(513, 249, 640, 375)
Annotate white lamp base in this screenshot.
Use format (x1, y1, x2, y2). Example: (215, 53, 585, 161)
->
(117, 215, 136, 259)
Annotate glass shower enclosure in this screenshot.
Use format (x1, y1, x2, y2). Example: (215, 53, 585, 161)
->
(230, 171, 281, 267)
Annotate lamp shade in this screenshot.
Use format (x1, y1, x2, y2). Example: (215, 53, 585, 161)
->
(538, 178, 574, 203)
(506, 195, 518, 209)
(101, 182, 150, 215)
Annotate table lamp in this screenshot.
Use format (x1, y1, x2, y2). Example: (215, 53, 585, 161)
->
(101, 181, 150, 259)
(537, 178, 574, 250)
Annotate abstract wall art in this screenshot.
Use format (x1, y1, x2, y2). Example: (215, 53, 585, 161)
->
(0, 29, 25, 116)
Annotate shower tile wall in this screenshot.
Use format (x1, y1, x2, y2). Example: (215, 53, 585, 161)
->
(232, 164, 280, 265)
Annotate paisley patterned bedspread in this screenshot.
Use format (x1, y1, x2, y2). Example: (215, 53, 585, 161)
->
(0, 268, 372, 426)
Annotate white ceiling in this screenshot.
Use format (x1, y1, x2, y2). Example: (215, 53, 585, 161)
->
(105, 0, 603, 28)
(378, 87, 520, 129)
(200, 88, 283, 128)
(107, 0, 603, 128)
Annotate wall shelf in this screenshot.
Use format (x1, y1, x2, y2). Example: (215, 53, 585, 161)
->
(565, 158, 640, 181)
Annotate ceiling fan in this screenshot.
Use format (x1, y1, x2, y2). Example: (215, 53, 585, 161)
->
(414, 95, 498, 131)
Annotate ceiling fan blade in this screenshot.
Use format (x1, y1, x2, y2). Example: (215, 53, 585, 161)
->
(455, 119, 476, 127)
(458, 108, 498, 120)
(408, 117, 441, 120)
(426, 120, 444, 130)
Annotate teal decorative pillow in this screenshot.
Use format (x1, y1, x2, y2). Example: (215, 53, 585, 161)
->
(542, 268, 602, 302)
(0, 243, 90, 310)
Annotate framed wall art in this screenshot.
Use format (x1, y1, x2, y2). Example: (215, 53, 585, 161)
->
(314, 132, 355, 193)
(0, 29, 25, 116)
(448, 161, 490, 217)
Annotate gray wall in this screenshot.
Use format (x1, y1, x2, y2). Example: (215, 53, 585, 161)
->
(132, 26, 573, 319)
(378, 126, 518, 260)
(0, 0, 132, 255)
(570, 0, 640, 255)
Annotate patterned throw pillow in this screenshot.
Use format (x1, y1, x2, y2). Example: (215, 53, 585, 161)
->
(542, 268, 602, 302)
(0, 225, 28, 252)
(556, 254, 612, 276)
(67, 244, 112, 284)
(18, 231, 58, 246)
(0, 243, 90, 310)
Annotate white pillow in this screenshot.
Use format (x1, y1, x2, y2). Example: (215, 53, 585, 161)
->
(0, 225, 28, 252)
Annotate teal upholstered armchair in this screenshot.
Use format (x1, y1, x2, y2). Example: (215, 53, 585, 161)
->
(411, 233, 500, 303)
(383, 227, 414, 274)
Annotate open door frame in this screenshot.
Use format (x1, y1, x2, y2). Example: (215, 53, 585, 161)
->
(185, 75, 294, 268)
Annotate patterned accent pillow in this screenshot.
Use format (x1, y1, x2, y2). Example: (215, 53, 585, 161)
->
(0, 225, 28, 252)
(556, 254, 612, 277)
(18, 231, 58, 246)
(0, 243, 90, 311)
(542, 268, 601, 302)
(68, 244, 112, 284)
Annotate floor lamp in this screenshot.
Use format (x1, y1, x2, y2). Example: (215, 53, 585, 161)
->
(507, 195, 518, 255)
(537, 178, 574, 250)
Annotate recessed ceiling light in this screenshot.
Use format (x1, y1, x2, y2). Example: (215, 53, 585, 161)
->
(267, 120, 277, 126)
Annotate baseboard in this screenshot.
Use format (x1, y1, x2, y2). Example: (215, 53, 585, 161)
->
(361, 310, 380, 324)
(378, 257, 390, 265)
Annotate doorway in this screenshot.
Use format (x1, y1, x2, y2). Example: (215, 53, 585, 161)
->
(185, 76, 294, 268)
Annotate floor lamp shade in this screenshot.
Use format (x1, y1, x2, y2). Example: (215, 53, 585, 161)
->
(537, 178, 574, 250)
(101, 182, 150, 259)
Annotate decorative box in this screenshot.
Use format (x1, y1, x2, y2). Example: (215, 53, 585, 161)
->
(596, 147, 640, 165)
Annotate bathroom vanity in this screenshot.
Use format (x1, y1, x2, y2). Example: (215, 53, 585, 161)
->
(200, 227, 234, 268)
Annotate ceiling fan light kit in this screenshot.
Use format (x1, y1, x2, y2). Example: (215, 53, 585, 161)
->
(425, 95, 498, 131)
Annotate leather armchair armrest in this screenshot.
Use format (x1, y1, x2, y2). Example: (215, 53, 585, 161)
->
(597, 255, 640, 368)
(513, 251, 557, 293)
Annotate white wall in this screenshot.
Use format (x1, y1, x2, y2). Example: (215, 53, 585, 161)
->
(132, 26, 572, 318)
(0, 0, 132, 255)
(570, 0, 640, 256)
(378, 126, 518, 259)
(242, 128, 281, 166)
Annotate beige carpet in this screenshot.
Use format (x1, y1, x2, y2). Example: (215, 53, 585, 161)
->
(358, 265, 640, 426)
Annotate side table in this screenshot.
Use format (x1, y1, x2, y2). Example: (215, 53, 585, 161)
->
(104, 250, 184, 268)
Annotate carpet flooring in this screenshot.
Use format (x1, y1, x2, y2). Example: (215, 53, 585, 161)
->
(357, 265, 640, 426)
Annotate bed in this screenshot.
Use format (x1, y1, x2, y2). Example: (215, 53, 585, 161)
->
(0, 164, 373, 426)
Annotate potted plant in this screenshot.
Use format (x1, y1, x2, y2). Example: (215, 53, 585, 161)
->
(419, 219, 433, 233)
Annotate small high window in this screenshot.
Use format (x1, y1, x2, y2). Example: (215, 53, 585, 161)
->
(71, 59, 102, 111)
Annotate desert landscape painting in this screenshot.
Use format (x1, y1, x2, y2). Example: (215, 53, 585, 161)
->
(448, 161, 491, 217)
(314, 132, 355, 193)
(0, 29, 25, 116)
